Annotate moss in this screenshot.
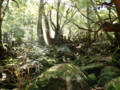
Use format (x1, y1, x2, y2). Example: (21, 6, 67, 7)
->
(25, 83, 39, 90)
(35, 64, 90, 90)
(98, 66, 120, 86)
(37, 78, 67, 90)
(88, 74, 97, 86)
(81, 63, 104, 71)
(105, 77, 120, 90)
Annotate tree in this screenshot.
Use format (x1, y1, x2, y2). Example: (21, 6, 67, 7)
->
(37, 0, 62, 46)
(0, 0, 9, 59)
(43, 11, 52, 45)
(96, 0, 120, 45)
(43, 0, 69, 45)
(0, 0, 4, 46)
(37, 0, 45, 45)
(44, 0, 62, 45)
(86, 0, 92, 46)
(112, 0, 120, 21)
(111, 0, 120, 45)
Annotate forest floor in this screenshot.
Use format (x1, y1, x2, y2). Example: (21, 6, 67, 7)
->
(0, 42, 120, 90)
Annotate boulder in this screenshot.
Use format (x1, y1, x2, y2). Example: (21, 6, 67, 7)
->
(105, 77, 120, 90)
(98, 66, 120, 86)
(34, 64, 90, 90)
(81, 63, 105, 75)
(81, 63, 104, 71)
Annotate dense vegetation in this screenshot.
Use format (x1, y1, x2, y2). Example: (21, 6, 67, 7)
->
(0, 0, 120, 90)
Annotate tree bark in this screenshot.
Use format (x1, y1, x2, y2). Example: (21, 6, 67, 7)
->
(37, 0, 45, 45)
(112, 0, 120, 21)
(0, 0, 5, 60)
(86, 1, 91, 46)
(112, 0, 120, 45)
(0, 0, 4, 45)
(0, 18, 2, 45)
(54, 0, 61, 40)
(43, 12, 52, 46)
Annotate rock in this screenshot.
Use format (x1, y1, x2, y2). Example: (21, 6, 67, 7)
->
(98, 66, 120, 86)
(35, 64, 90, 90)
(105, 77, 120, 90)
(81, 63, 105, 71)
(25, 83, 39, 90)
(81, 63, 105, 75)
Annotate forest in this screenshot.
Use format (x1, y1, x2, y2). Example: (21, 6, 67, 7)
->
(0, 0, 120, 90)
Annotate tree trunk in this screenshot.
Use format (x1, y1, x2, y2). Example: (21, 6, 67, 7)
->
(0, 0, 4, 45)
(43, 12, 52, 46)
(0, 19, 4, 57)
(0, 0, 5, 60)
(42, 0, 61, 46)
(0, 19, 2, 45)
(112, 0, 120, 21)
(37, 0, 45, 45)
(112, 0, 120, 45)
(86, 1, 91, 46)
(54, 0, 61, 40)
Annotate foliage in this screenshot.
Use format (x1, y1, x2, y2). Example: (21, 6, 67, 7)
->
(98, 66, 120, 86)
(2, 0, 38, 47)
(112, 47, 120, 66)
(88, 73, 97, 86)
(105, 77, 120, 90)
(25, 83, 39, 90)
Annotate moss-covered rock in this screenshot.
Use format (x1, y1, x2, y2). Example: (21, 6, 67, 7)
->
(81, 63, 105, 76)
(98, 66, 120, 86)
(105, 77, 120, 90)
(81, 63, 105, 71)
(25, 83, 39, 90)
(35, 64, 90, 90)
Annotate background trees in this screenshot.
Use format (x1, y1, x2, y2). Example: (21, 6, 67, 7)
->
(1, 0, 120, 47)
